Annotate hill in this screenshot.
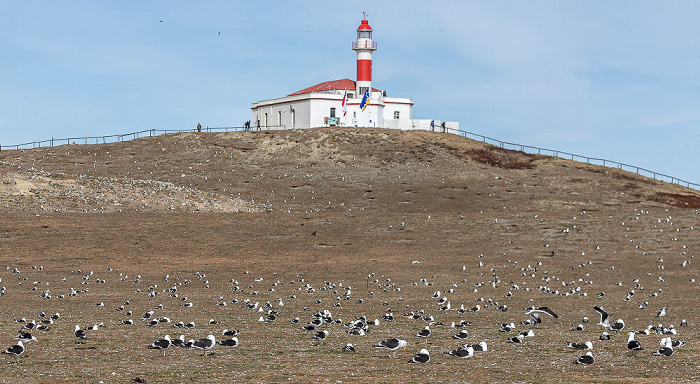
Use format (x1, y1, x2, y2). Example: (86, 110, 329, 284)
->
(1, 128, 698, 214)
(0, 128, 698, 383)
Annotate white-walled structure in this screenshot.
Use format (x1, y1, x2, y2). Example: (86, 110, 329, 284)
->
(251, 16, 458, 132)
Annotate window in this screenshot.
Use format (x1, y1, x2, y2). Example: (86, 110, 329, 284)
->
(278, 111, 282, 127)
(330, 107, 336, 118)
(358, 31, 371, 39)
(394, 111, 400, 119)
(291, 109, 295, 126)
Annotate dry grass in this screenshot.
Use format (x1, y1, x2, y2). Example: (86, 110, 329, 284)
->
(0, 129, 698, 383)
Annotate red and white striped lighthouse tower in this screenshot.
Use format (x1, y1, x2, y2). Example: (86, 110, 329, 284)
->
(352, 13, 377, 97)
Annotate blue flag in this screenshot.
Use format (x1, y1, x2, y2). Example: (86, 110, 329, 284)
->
(360, 88, 370, 111)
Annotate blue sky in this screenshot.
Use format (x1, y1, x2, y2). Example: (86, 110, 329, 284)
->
(2, 2, 698, 185)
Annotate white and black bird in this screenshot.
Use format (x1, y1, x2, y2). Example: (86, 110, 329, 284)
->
(507, 334, 524, 343)
(610, 319, 625, 331)
(660, 337, 685, 348)
(16, 332, 37, 343)
(415, 326, 431, 338)
(408, 348, 430, 363)
(652, 337, 673, 356)
(2, 341, 25, 364)
(573, 351, 595, 365)
(656, 307, 667, 317)
(190, 335, 216, 356)
(342, 343, 355, 352)
(566, 340, 593, 350)
(525, 306, 559, 319)
(218, 337, 239, 347)
(593, 306, 611, 327)
(312, 330, 329, 343)
(222, 329, 239, 337)
(463, 341, 488, 351)
(373, 338, 407, 358)
(444, 345, 473, 358)
(148, 335, 172, 356)
(599, 332, 611, 341)
(453, 330, 469, 340)
(172, 335, 187, 348)
(626, 332, 643, 350)
(74, 325, 87, 342)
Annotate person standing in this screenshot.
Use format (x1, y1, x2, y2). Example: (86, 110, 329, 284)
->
(430, 120, 435, 131)
(197, 123, 202, 132)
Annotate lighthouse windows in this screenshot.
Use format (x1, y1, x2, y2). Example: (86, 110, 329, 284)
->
(358, 30, 371, 39)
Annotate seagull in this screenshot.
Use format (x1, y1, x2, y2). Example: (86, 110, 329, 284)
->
(507, 334, 525, 343)
(172, 335, 187, 348)
(408, 348, 430, 363)
(652, 337, 673, 356)
(218, 337, 239, 347)
(190, 335, 216, 356)
(222, 329, 239, 337)
(656, 307, 667, 317)
(2, 341, 25, 364)
(342, 343, 356, 352)
(462, 341, 488, 351)
(626, 332, 643, 350)
(566, 341, 593, 350)
(593, 306, 611, 327)
(148, 335, 172, 356)
(444, 345, 473, 358)
(573, 351, 595, 365)
(312, 330, 329, 343)
(660, 337, 685, 348)
(16, 332, 37, 343)
(599, 332, 611, 341)
(74, 325, 87, 342)
(610, 319, 625, 331)
(415, 326, 431, 338)
(525, 306, 559, 319)
(373, 338, 407, 358)
(453, 330, 469, 340)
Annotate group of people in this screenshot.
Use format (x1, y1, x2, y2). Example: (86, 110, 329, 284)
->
(430, 120, 447, 133)
(195, 121, 261, 132)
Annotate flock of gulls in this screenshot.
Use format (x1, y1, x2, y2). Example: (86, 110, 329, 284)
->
(0, 207, 696, 380)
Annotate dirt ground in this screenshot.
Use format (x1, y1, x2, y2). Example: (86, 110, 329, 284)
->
(0, 128, 698, 383)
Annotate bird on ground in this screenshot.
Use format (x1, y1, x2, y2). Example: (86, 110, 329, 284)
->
(342, 343, 355, 352)
(171, 335, 187, 348)
(656, 307, 666, 317)
(444, 345, 473, 358)
(610, 319, 625, 331)
(599, 332, 611, 341)
(312, 330, 329, 343)
(626, 332, 643, 350)
(525, 306, 559, 319)
(373, 338, 407, 358)
(74, 325, 87, 342)
(415, 326, 431, 338)
(148, 335, 172, 356)
(190, 335, 216, 356)
(573, 351, 595, 365)
(218, 337, 239, 347)
(2, 341, 25, 364)
(453, 330, 469, 340)
(16, 332, 37, 343)
(566, 341, 593, 350)
(408, 348, 430, 363)
(652, 337, 674, 356)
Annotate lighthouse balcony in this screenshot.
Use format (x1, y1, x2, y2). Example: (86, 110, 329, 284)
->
(352, 41, 377, 50)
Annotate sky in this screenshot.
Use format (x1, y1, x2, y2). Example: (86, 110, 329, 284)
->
(2, 1, 698, 186)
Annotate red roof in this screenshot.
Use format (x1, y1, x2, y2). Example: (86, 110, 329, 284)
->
(358, 19, 372, 30)
(288, 79, 379, 96)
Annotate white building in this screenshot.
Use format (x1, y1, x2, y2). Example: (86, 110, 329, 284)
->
(251, 16, 458, 133)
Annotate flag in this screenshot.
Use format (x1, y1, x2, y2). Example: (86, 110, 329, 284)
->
(341, 90, 347, 116)
(360, 88, 370, 111)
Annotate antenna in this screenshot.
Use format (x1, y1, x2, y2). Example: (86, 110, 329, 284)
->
(363, 12, 368, 21)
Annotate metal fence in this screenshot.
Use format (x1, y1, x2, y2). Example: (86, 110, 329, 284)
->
(1, 125, 697, 190)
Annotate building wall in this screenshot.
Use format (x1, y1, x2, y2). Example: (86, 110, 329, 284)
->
(252, 92, 424, 130)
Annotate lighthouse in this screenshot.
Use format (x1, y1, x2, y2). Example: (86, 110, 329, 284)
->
(352, 14, 377, 97)
(252, 15, 455, 132)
